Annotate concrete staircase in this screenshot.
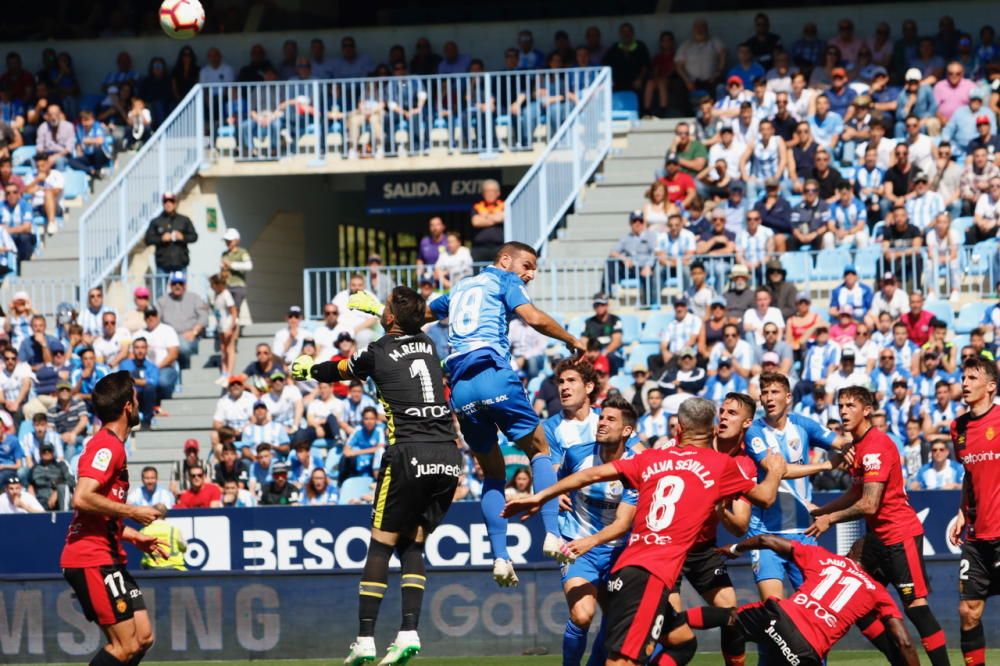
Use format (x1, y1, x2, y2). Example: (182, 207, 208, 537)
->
(127, 321, 283, 479)
(533, 118, 684, 313)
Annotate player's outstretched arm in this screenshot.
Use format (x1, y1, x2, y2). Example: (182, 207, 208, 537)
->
(565, 502, 637, 559)
(781, 460, 834, 479)
(122, 526, 170, 559)
(72, 478, 159, 526)
(806, 481, 885, 537)
(502, 462, 620, 518)
(290, 355, 355, 383)
(514, 303, 586, 355)
(886, 617, 921, 666)
(718, 533, 794, 559)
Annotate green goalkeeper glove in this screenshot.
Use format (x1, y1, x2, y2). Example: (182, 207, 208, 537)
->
(347, 291, 384, 317)
(290, 354, 315, 382)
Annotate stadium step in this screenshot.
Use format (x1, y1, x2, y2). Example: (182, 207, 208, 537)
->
(580, 185, 649, 213)
(156, 398, 217, 417)
(599, 160, 662, 186)
(133, 428, 213, 451)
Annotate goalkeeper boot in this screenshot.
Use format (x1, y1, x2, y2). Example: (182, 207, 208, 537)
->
(492, 558, 519, 587)
(543, 532, 575, 565)
(345, 636, 377, 665)
(379, 631, 421, 665)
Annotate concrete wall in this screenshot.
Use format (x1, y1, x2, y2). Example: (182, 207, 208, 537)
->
(1, 1, 993, 96)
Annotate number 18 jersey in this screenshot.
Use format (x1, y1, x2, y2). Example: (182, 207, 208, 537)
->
(611, 445, 755, 587)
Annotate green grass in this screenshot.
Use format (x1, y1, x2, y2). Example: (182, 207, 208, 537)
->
(20, 651, 1000, 666)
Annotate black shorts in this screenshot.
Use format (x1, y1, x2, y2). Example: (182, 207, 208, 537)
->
(63, 564, 145, 626)
(604, 566, 680, 663)
(672, 541, 733, 596)
(370, 441, 461, 534)
(735, 598, 823, 666)
(960, 539, 1000, 601)
(859, 532, 930, 604)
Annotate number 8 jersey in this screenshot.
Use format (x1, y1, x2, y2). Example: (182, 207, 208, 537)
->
(610, 445, 756, 587)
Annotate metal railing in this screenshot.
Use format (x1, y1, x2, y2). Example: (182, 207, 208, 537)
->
(78, 85, 205, 290)
(302, 246, 999, 320)
(202, 68, 604, 162)
(504, 67, 613, 252)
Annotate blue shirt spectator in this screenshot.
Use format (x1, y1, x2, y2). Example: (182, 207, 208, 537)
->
(912, 454, 964, 490)
(515, 32, 546, 70)
(344, 421, 386, 477)
(0, 432, 24, 486)
(943, 95, 996, 159)
(895, 80, 937, 126)
(809, 108, 844, 150)
(702, 369, 748, 402)
(118, 357, 159, 386)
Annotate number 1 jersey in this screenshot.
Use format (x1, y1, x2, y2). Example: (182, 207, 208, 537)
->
(611, 445, 756, 587)
(348, 332, 457, 445)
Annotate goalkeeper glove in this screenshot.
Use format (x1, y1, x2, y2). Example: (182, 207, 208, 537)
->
(347, 291, 384, 317)
(290, 354, 315, 382)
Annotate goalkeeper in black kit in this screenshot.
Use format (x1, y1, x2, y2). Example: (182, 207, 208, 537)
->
(291, 286, 461, 666)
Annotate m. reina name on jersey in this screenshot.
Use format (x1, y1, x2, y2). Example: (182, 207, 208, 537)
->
(388, 340, 434, 362)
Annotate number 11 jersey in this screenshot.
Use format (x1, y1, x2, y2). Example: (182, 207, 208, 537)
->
(348, 332, 457, 445)
(611, 445, 756, 588)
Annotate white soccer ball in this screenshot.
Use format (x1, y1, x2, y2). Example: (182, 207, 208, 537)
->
(159, 0, 205, 40)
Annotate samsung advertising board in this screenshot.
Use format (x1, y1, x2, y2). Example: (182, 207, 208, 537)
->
(364, 170, 502, 215)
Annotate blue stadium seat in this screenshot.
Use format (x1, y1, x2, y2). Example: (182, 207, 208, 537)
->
(951, 216, 973, 238)
(612, 92, 639, 122)
(955, 302, 989, 334)
(813, 248, 851, 280)
(952, 334, 970, 351)
(619, 314, 640, 342)
(627, 343, 660, 370)
(964, 240, 998, 276)
(567, 315, 587, 338)
(338, 476, 374, 505)
(923, 299, 954, 328)
(62, 170, 89, 201)
(11, 146, 35, 167)
(781, 252, 812, 284)
(608, 374, 632, 393)
(870, 221, 886, 242)
(854, 245, 883, 280)
(639, 312, 674, 343)
(526, 374, 544, 397)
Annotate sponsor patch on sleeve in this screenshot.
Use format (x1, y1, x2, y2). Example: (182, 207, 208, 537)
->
(92, 448, 113, 472)
(749, 437, 766, 454)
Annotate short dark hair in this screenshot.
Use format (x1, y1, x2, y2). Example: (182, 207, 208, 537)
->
(601, 394, 637, 430)
(32, 412, 47, 424)
(555, 358, 599, 403)
(256, 442, 272, 454)
(218, 426, 237, 443)
(93, 371, 135, 423)
(724, 392, 756, 418)
(838, 385, 876, 407)
(362, 406, 379, 418)
(494, 241, 536, 264)
(141, 465, 157, 476)
(963, 356, 999, 388)
(221, 442, 237, 454)
(759, 372, 790, 393)
(389, 286, 427, 335)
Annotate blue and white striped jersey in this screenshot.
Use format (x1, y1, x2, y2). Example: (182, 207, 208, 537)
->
(557, 442, 638, 547)
(543, 408, 600, 467)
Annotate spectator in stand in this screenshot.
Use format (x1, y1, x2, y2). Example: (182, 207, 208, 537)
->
(910, 37, 946, 85)
(765, 55, 795, 98)
(158, 272, 208, 370)
(25, 153, 63, 236)
(884, 143, 918, 209)
(237, 44, 273, 83)
(243, 400, 290, 459)
(221, 227, 252, 314)
(437, 41, 471, 75)
(752, 322, 794, 376)
(932, 142, 964, 217)
(275, 40, 299, 80)
(642, 181, 679, 231)
(213, 442, 250, 489)
(581, 293, 624, 375)
(90, 311, 130, 368)
(176, 464, 223, 509)
(140, 57, 173, 126)
(734, 209, 774, 282)
(723, 264, 754, 322)
(787, 121, 818, 195)
(0, 411, 23, 487)
(717, 180, 751, 236)
(786, 293, 822, 362)
(77, 286, 115, 344)
(260, 370, 302, 437)
(882, 205, 925, 288)
(911, 441, 964, 490)
(657, 296, 701, 373)
(900, 291, 935, 347)
(790, 23, 824, 74)
(743, 13, 782, 70)
(300, 381, 347, 449)
(272, 306, 307, 366)
(797, 324, 839, 397)
(659, 155, 697, 209)
(656, 214, 697, 286)
(144, 192, 198, 274)
(830, 180, 870, 247)
(694, 209, 736, 288)
(118, 338, 157, 429)
(675, 20, 726, 96)
(141, 306, 179, 402)
(416, 216, 447, 276)
(668, 122, 708, 177)
(743, 287, 785, 345)
(829, 307, 859, 346)
(944, 90, 995, 161)
(434, 231, 473, 289)
(865, 272, 909, 328)
(901, 118, 939, 180)
(728, 44, 765, 90)
(762, 259, 796, 320)
(809, 149, 843, 201)
(808, 94, 843, 153)
(509, 316, 547, 380)
(606, 210, 657, 308)
(829, 265, 873, 320)
(35, 104, 75, 169)
(789, 178, 833, 250)
(18, 314, 59, 373)
(970, 176, 1000, 243)
(365, 254, 395, 302)
(0, 477, 42, 514)
(514, 31, 545, 71)
(753, 178, 792, 252)
(0, 348, 31, 418)
(71, 347, 109, 409)
(643, 32, 677, 117)
(122, 287, 150, 334)
(170, 45, 199, 104)
(1, 181, 35, 261)
(683, 261, 716, 320)
(127, 466, 174, 508)
(47, 381, 88, 457)
(934, 62, 977, 124)
(211, 375, 255, 452)
(66, 109, 109, 179)
(906, 172, 945, 233)
(342, 406, 385, 481)
(249, 442, 275, 489)
(470, 179, 504, 263)
(405, 38, 438, 76)
(716, 81, 754, 122)
(962, 146, 1000, 215)
(895, 69, 938, 137)
(260, 462, 300, 505)
(707, 323, 753, 378)
(199, 47, 235, 86)
(967, 113, 1000, 163)
(809, 45, 842, 90)
(740, 119, 786, 201)
(828, 18, 864, 67)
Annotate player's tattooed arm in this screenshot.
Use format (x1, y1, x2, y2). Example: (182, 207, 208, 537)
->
(806, 482, 885, 537)
(885, 617, 921, 666)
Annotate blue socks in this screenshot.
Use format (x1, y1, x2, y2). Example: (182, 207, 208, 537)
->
(563, 620, 588, 665)
(481, 477, 509, 560)
(530, 454, 560, 536)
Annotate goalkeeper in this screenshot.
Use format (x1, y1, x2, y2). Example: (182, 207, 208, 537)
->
(291, 286, 461, 666)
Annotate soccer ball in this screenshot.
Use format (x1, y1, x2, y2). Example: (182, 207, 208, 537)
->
(159, 0, 205, 40)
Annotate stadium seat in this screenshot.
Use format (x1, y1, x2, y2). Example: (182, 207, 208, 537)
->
(964, 240, 998, 277)
(923, 298, 954, 328)
(12, 146, 35, 167)
(611, 92, 639, 122)
(639, 312, 674, 343)
(608, 374, 632, 393)
(780, 252, 812, 284)
(854, 245, 882, 280)
(338, 476, 374, 505)
(813, 248, 851, 280)
(952, 333, 970, 351)
(870, 221, 885, 242)
(62, 170, 90, 201)
(567, 315, 587, 338)
(627, 343, 660, 370)
(619, 314, 641, 342)
(955, 302, 989, 334)
(951, 216, 974, 238)
(526, 374, 544, 397)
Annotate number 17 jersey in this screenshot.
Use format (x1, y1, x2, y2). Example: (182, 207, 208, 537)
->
(611, 445, 755, 587)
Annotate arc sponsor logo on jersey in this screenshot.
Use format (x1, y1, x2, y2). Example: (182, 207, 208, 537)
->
(792, 593, 838, 628)
(404, 404, 451, 418)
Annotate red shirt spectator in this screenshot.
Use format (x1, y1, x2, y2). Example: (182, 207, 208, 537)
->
(900, 292, 934, 346)
(175, 465, 222, 508)
(658, 161, 696, 206)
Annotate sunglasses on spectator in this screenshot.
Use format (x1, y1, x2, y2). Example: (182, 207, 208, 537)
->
(4, 188, 17, 195)
(724, 333, 739, 338)
(324, 309, 338, 315)
(102, 319, 115, 325)
(3, 355, 16, 362)
(947, 69, 962, 76)
(189, 472, 204, 478)
(931, 447, 947, 453)
(804, 187, 819, 193)
(676, 130, 689, 136)
(256, 350, 270, 356)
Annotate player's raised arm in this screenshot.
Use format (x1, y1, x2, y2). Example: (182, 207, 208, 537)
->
(73, 477, 159, 526)
(502, 462, 620, 518)
(292, 354, 355, 383)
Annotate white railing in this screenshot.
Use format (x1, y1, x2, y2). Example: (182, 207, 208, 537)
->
(202, 68, 604, 161)
(504, 67, 613, 253)
(78, 86, 205, 290)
